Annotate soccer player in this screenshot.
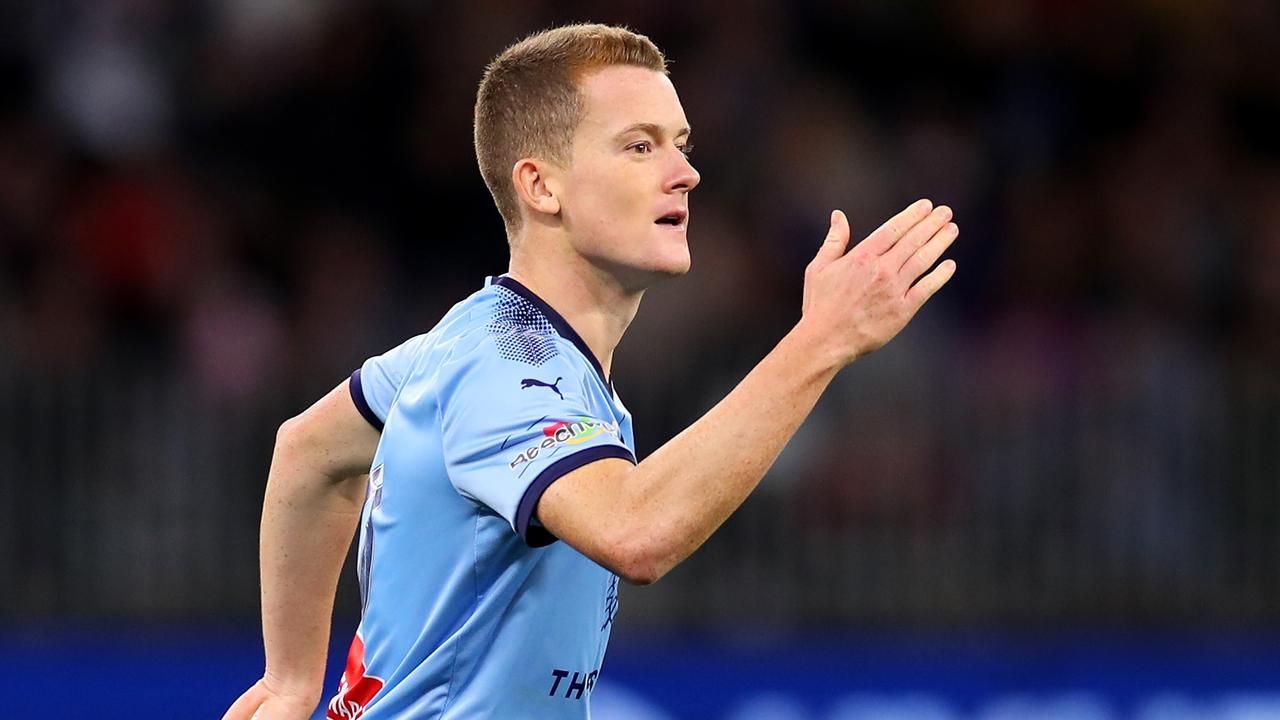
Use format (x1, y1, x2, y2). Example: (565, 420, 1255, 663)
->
(223, 23, 958, 720)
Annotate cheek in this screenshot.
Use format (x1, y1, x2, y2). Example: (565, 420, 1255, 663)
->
(571, 172, 643, 231)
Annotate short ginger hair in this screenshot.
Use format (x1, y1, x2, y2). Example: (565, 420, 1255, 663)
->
(474, 24, 668, 238)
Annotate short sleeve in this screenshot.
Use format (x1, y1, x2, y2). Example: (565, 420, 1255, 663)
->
(351, 334, 428, 430)
(439, 345, 635, 547)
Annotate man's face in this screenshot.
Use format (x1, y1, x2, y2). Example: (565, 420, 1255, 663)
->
(554, 65, 700, 288)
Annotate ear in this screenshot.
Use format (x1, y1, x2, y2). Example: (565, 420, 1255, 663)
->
(511, 158, 562, 220)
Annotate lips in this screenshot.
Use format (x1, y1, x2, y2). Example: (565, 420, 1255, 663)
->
(654, 208, 688, 227)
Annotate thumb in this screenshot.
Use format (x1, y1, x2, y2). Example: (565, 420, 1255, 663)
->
(811, 210, 850, 270)
(222, 685, 267, 720)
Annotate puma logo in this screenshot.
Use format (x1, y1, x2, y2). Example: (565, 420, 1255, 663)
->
(521, 376, 564, 400)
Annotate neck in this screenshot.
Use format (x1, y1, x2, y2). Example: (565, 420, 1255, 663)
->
(507, 243, 644, 382)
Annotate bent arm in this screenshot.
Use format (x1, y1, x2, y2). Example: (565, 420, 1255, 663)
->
(539, 201, 958, 584)
(257, 379, 380, 704)
(537, 324, 836, 585)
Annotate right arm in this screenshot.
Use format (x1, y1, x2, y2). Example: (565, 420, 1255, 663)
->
(539, 200, 958, 584)
(223, 380, 381, 720)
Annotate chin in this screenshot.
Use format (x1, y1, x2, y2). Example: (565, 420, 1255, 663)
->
(648, 247, 692, 279)
(582, 230, 692, 288)
(598, 253, 689, 292)
(660, 256, 692, 277)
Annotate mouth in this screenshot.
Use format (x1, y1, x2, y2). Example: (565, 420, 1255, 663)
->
(654, 209, 688, 229)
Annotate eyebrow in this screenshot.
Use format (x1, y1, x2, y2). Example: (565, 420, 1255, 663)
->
(613, 122, 692, 141)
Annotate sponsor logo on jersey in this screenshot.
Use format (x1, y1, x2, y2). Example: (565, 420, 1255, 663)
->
(520, 376, 564, 400)
(508, 417, 619, 470)
(327, 632, 385, 719)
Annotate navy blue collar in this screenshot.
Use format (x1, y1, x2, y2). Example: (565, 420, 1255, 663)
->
(492, 275, 612, 389)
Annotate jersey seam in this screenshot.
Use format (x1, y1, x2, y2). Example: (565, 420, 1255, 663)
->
(435, 506, 479, 718)
(433, 316, 485, 717)
(432, 339, 458, 718)
(384, 333, 433, 423)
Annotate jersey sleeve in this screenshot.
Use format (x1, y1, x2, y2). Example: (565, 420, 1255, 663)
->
(350, 334, 428, 430)
(438, 343, 635, 547)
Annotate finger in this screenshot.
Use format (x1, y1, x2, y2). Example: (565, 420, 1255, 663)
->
(887, 205, 953, 271)
(905, 258, 957, 309)
(899, 221, 959, 282)
(853, 198, 933, 256)
(222, 686, 266, 720)
(809, 209, 851, 271)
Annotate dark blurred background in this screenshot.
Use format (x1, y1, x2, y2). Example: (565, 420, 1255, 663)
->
(2, 0, 1279, 717)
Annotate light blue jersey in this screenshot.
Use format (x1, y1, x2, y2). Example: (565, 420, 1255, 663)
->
(326, 276, 636, 720)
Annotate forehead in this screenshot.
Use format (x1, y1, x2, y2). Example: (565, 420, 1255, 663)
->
(575, 65, 688, 137)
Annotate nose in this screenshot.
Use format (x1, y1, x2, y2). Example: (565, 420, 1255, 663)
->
(664, 148, 700, 194)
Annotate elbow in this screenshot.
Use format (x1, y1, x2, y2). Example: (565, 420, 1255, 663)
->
(275, 410, 338, 461)
(609, 537, 673, 586)
(265, 416, 309, 487)
(274, 415, 311, 457)
(616, 563, 660, 586)
(616, 561, 662, 587)
(271, 414, 329, 479)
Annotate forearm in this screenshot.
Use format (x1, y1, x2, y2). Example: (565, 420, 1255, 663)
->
(624, 320, 840, 576)
(540, 203, 957, 584)
(259, 423, 367, 702)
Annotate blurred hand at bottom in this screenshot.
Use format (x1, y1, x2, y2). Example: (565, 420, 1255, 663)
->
(222, 678, 317, 720)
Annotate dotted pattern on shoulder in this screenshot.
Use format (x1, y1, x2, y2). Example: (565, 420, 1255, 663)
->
(487, 286, 560, 366)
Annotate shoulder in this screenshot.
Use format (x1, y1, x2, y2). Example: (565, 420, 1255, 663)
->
(389, 286, 506, 371)
(441, 285, 591, 378)
(440, 325, 590, 398)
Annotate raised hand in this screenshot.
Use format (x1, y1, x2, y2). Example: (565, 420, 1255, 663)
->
(801, 199, 958, 367)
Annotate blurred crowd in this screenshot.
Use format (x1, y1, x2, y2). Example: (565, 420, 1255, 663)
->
(1, 0, 1278, 623)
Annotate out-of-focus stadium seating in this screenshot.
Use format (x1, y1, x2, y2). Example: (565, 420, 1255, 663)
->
(1, 1, 1278, 717)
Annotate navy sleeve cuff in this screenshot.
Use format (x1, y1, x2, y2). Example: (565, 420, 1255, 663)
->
(514, 445, 637, 548)
(349, 369, 384, 431)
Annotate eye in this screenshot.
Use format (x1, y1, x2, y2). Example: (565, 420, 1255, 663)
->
(677, 143, 694, 158)
(628, 141, 652, 155)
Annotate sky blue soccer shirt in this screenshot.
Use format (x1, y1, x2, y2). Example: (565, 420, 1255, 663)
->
(325, 275, 636, 720)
